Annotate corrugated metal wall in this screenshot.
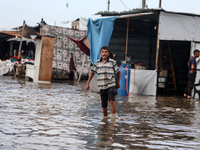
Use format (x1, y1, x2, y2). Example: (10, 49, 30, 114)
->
(109, 17, 158, 69)
(108, 15, 190, 95)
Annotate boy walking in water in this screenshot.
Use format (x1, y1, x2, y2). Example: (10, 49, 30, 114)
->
(86, 46, 120, 117)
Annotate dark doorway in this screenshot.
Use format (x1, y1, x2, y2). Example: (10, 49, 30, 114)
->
(158, 40, 190, 95)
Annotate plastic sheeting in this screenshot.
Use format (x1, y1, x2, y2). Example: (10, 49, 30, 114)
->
(159, 12, 200, 41)
(18, 24, 40, 39)
(79, 18, 88, 31)
(129, 69, 157, 96)
(87, 16, 117, 64)
(0, 60, 13, 76)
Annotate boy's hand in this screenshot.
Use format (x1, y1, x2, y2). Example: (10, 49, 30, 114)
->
(116, 82, 120, 89)
(86, 84, 90, 90)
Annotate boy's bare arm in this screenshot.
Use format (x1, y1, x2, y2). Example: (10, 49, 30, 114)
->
(86, 72, 95, 90)
(116, 71, 120, 89)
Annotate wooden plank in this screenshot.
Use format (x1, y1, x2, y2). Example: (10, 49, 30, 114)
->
(125, 18, 129, 64)
(39, 36, 54, 81)
(160, 43, 163, 70)
(117, 12, 154, 19)
(168, 41, 177, 91)
(18, 21, 25, 58)
(155, 15, 160, 70)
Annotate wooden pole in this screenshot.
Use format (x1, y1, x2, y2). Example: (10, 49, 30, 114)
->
(77, 54, 86, 84)
(108, 0, 110, 11)
(190, 41, 194, 57)
(18, 20, 25, 58)
(155, 16, 160, 70)
(117, 12, 153, 19)
(159, 0, 162, 8)
(125, 18, 129, 64)
(142, 0, 146, 9)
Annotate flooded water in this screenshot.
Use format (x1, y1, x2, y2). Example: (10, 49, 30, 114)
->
(0, 76, 200, 150)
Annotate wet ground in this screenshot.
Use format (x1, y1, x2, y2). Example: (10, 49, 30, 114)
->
(0, 76, 200, 150)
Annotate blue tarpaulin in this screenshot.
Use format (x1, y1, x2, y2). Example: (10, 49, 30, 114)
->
(87, 17, 117, 64)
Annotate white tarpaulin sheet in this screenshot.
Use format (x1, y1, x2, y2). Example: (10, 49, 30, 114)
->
(79, 18, 87, 31)
(129, 69, 157, 96)
(159, 12, 200, 41)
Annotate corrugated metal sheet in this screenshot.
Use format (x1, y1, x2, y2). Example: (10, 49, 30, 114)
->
(109, 14, 158, 70)
(96, 8, 200, 18)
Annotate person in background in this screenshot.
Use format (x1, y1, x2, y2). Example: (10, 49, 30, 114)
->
(28, 50, 34, 59)
(16, 58, 23, 79)
(20, 50, 25, 59)
(184, 49, 200, 99)
(109, 53, 117, 60)
(3, 52, 10, 61)
(86, 46, 120, 117)
(13, 49, 17, 56)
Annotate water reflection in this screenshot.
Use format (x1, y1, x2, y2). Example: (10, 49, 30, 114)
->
(96, 118, 114, 149)
(156, 96, 195, 110)
(0, 76, 200, 149)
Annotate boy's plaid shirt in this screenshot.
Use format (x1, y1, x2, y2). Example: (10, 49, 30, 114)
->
(91, 58, 119, 90)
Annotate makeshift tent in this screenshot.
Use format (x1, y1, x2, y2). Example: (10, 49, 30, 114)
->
(88, 8, 200, 96)
(0, 19, 46, 59)
(0, 31, 20, 41)
(0, 31, 20, 58)
(17, 24, 40, 40)
(16, 23, 55, 83)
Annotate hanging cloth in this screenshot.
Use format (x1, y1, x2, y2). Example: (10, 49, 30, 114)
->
(87, 16, 117, 64)
(69, 36, 90, 56)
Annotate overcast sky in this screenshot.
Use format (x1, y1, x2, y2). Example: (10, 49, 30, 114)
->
(0, 0, 200, 29)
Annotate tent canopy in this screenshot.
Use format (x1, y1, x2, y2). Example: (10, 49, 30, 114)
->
(17, 24, 40, 39)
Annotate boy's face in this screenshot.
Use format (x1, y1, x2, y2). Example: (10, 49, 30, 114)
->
(100, 49, 110, 60)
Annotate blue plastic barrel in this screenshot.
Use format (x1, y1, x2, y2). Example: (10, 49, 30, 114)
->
(117, 64, 130, 96)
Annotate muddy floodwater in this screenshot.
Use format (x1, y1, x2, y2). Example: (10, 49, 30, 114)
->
(0, 76, 200, 150)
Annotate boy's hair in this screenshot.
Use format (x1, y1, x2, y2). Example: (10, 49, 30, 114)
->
(100, 46, 110, 53)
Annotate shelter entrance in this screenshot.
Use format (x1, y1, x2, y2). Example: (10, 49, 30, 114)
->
(157, 40, 190, 95)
